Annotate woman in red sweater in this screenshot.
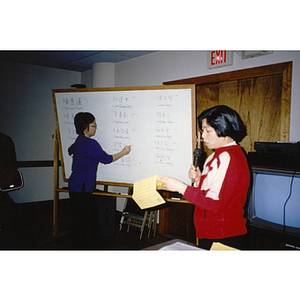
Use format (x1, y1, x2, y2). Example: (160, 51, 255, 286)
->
(159, 105, 250, 249)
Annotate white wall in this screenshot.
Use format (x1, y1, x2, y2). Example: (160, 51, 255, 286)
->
(0, 61, 80, 203)
(115, 50, 300, 142)
(81, 69, 92, 88)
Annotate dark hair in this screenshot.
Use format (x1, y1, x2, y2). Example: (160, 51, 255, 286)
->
(74, 112, 95, 135)
(197, 105, 247, 143)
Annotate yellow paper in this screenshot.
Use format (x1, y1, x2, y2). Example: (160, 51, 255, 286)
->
(132, 175, 166, 210)
(210, 242, 239, 251)
(156, 177, 168, 190)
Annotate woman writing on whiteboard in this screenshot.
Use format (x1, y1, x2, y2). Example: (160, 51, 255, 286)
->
(68, 112, 131, 249)
(159, 105, 250, 250)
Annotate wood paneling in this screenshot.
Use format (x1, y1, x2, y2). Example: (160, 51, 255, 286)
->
(165, 61, 292, 154)
(157, 202, 196, 242)
(220, 74, 283, 152)
(281, 62, 292, 141)
(195, 74, 285, 153)
(196, 83, 219, 119)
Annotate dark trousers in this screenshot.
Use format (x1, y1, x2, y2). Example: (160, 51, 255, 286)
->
(69, 190, 97, 249)
(198, 233, 249, 250)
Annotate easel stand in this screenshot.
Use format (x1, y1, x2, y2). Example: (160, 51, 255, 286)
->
(40, 129, 68, 245)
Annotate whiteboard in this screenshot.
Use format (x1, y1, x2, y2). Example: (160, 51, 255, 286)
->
(53, 85, 195, 185)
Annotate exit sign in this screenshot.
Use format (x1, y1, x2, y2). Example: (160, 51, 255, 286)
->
(207, 51, 233, 69)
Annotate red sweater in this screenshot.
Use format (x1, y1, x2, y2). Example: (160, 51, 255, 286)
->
(183, 144, 250, 239)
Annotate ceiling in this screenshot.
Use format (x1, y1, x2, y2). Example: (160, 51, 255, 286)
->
(0, 50, 156, 72)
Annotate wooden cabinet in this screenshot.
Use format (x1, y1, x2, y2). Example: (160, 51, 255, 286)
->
(157, 201, 196, 242)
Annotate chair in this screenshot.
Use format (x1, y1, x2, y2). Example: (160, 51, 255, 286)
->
(119, 198, 158, 239)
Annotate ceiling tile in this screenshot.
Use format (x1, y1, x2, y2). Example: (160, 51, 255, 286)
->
(0, 50, 156, 72)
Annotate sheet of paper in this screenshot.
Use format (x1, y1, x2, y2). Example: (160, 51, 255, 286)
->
(132, 175, 166, 210)
(159, 241, 205, 251)
(210, 242, 239, 251)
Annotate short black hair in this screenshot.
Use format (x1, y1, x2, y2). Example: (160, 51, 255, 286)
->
(74, 112, 95, 135)
(198, 105, 247, 143)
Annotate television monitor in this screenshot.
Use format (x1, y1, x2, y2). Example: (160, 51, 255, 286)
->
(247, 167, 300, 237)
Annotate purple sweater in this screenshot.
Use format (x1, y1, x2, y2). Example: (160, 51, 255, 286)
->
(68, 135, 113, 193)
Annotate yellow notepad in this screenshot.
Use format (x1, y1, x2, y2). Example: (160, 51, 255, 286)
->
(132, 175, 166, 210)
(210, 242, 239, 251)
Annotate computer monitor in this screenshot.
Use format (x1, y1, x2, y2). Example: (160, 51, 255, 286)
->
(247, 167, 300, 237)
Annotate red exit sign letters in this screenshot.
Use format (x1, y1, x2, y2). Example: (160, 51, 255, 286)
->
(207, 51, 233, 69)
